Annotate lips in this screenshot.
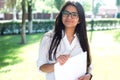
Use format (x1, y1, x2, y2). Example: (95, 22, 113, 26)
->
(65, 20, 72, 23)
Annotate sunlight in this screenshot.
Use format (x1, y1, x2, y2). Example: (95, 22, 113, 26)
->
(102, 0, 115, 6)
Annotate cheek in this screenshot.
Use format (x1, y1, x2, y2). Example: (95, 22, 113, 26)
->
(74, 20, 79, 25)
(62, 17, 65, 24)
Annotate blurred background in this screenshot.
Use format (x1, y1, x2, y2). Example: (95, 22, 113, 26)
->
(0, 0, 120, 80)
(0, 0, 118, 20)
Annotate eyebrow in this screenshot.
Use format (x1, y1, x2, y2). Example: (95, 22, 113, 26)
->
(64, 10, 78, 13)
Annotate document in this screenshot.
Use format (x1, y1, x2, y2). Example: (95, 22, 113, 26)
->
(54, 52, 87, 80)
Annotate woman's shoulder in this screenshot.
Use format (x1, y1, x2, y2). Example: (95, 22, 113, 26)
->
(43, 30, 54, 38)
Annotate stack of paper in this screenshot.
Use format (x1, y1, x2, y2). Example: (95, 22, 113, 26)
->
(54, 52, 87, 80)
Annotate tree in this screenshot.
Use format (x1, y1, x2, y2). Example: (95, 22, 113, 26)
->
(116, 0, 120, 18)
(81, 0, 92, 12)
(5, 0, 17, 20)
(21, 0, 26, 44)
(54, 0, 65, 11)
(93, 0, 103, 17)
(5, 0, 22, 20)
(27, 0, 33, 33)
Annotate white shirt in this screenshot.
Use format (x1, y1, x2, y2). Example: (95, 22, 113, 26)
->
(37, 30, 91, 80)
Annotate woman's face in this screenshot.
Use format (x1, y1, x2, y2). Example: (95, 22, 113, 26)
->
(62, 5, 79, 30)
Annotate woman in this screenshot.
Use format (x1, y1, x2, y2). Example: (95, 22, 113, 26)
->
(37, 1, 92, 80)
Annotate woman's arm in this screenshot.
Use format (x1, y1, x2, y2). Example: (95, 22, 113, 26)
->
(40, 54, 70, 73)
(37, 32, 54, 73)
(40, 63, 55, 73)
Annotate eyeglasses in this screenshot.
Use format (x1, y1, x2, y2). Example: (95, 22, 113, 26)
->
(62, 10, 79, 19)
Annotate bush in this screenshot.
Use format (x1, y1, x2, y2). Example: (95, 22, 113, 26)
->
(0, 19, 120, 35)
(87, 18, 120, 30)
(0, 20, 54, 35)
(117, 13, 120, 18)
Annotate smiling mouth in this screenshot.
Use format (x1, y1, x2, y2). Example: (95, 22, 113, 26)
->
(65, 21, 72, 23)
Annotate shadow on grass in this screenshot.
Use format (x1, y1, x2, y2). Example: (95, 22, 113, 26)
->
(0, 33, 44, 70)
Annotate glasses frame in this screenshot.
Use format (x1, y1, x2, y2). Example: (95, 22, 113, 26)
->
(62, 10, 79, 19)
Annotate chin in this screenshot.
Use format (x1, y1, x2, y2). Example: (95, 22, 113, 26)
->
(66, 26, 75, 28)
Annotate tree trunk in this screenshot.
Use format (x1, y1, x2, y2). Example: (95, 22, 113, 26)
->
(21, 0, 26, 44)
(117, 6, 120, 18)
(28, 0, 33, 34)
(13, 6, 17, 21)
(116, 0, 120, 18)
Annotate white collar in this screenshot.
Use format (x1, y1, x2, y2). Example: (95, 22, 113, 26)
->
(62, 32, 77, 54)
(62, 30, 77, 39)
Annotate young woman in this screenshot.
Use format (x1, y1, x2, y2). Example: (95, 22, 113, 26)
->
(37, 1, 92, 80)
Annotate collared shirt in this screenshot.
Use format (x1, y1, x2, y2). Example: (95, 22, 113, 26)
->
(37, 30, 91, 80)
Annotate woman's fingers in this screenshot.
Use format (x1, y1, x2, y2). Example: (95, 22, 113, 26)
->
(78, 74, 91, 80)
(78, 75, 85, 80)
(57, 55, 70, 65)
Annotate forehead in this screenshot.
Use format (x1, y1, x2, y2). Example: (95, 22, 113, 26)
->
(64, 5, 78, 12)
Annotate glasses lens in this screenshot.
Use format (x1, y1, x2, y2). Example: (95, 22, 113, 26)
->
(62, 11, 69, 16)
(62, 10, 78, 19)
(71, 12, 78, 18)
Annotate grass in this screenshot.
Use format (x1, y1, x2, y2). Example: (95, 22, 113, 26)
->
(88, 29, 120, 80)
(0, 29, 120, 80)
(0, 33, 45, 80)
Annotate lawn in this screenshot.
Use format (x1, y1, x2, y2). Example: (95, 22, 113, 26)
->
(89, 29, 120, 80)
(0, 29, 120, 80)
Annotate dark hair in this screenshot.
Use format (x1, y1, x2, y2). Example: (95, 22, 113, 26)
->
(49, 1, 91, 68)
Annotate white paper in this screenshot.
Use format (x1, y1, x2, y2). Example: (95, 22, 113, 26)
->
(54, 52, 87, 80)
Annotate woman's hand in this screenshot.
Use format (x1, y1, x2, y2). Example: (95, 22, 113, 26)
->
(78, 74, 92, 80)
(56, 54, 70, 65)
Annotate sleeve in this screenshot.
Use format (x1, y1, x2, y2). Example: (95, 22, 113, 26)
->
(37, 34, 51, 72)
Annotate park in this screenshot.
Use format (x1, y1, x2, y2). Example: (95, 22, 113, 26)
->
(0, 0, 120, 80)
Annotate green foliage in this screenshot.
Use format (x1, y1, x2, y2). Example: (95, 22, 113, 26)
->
(0, 19, 120, 35)
(116, 0, 120, 6)
(117, 13, 120, 18)
(115, 0, 120, 18)
(0, 21, 21, 35)
(5, 0, 17, 8)
(93, 3, 101, 15)
(87, 18, 120, 30)
(54, 0, 65, 11)
(3, 0, 36, 13)
(81, 0, 92, 12)
(4, 0, 22, 13)
(32, 20, 54, 32)
(35, 0, 58, 13)
(0, 20, 55, 35)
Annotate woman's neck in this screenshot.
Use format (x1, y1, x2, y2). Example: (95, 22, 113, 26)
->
(65, 28, 75, 44)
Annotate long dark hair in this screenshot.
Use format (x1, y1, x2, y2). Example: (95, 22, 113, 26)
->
(49, 1, 91, 68)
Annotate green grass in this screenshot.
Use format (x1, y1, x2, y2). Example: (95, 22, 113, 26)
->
(0, 33, 45, 80)
(0, 29, 120, 80)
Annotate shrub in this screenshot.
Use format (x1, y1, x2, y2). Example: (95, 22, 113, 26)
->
(0, 19, 120, 35)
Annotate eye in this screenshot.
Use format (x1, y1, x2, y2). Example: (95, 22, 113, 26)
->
(62, 10, 69, 15)
(62, 10, 79, 19)
(72, 12, 78, 17)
